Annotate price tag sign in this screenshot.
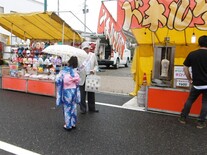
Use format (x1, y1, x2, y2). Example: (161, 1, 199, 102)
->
(174, 66, 191, 89)
(174, 66, 186, 79)
(174, 66, 192, 79)
(176, 79, 190, 88)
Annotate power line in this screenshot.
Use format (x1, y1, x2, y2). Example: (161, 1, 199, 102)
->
(56, 11, 94, 33)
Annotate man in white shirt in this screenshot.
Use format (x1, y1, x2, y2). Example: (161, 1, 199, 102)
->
(79, 42, 99, 114)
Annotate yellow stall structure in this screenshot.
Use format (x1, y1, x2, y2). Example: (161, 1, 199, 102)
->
(130, 28, 207, 96)
(0, 11, 83, 42)
(0, 11, 83, 96)
(115, 0, 207, 115)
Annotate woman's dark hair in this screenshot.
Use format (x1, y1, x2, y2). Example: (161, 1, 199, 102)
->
(198, 35, 207, 48)
(68, 56, 78, 68)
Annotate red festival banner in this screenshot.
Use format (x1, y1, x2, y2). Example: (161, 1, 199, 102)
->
(97, 2, 126, 59)
(117, 0, 207, 32)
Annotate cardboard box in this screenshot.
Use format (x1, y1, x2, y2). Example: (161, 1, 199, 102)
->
(1, 66, 10, 76)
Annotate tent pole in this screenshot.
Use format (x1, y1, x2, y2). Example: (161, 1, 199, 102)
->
(73, 32, 75, 46)
(184, 29, 187, 46)
(62, 22, 65, 44)
(151, 32, 155, 48)
(10, 23, 13, 45)
(24, 31, 26, 41)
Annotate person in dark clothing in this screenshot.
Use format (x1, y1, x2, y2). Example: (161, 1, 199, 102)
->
(178, 35, 207, 129)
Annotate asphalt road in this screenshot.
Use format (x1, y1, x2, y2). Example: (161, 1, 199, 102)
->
(1, 89, 207, 155)
(97, 64, 135, 95)
(97, 64, 133, 77)
(1, 63, 207, 155)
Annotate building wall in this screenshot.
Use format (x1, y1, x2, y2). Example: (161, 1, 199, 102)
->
(0, 0, 43, 13)
(0, 0, 44, 36)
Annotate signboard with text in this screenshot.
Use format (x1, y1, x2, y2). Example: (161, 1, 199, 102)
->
(97, 3, 126, 59)
(174, 66, 187, 79)
(174, 66, 191, 89)
(117, 0, 207, 32)
(176, 79, 190, 88)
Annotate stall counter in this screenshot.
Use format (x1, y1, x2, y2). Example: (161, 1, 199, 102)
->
(0, 66, 2, 88)
(2, 76, 27, 92)
(27, 79, 56, 96)
(147, 86, 202, 116)
(2, 75, 56, 97)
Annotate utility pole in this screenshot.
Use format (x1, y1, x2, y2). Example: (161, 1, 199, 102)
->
(82, 0, 89, 33)
(57, 0, 59, 15)
(44, 0, 47, 12)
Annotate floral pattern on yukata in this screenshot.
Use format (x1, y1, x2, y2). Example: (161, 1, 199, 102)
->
(56, 67, 80, 128)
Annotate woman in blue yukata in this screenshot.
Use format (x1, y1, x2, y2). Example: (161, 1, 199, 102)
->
(56, 56, 81, 131)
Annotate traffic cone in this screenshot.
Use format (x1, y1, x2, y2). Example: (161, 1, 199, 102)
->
(142, 73, 147, 86)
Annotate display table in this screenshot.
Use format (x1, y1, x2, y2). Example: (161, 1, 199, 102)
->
(0, 66, 2, 88)
(147, 86, 202, 116)
(2, 76, 27, 92)
(2, 75, 56, 97)
(27, 79, 55, 96)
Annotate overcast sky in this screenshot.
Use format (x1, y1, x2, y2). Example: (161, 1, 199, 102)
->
(41, 0, 117, 33)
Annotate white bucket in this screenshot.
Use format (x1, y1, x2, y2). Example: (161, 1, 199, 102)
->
(137, 90, 146, 107)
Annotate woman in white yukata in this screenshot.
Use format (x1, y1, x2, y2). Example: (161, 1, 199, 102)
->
(56, 56, 80, 131)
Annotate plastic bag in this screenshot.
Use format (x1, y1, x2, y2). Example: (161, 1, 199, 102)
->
(85, 75, 101, 92)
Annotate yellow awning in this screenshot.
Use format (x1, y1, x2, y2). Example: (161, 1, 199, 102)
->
(0, 11, 83, 42)
(131, 27, 206, 45)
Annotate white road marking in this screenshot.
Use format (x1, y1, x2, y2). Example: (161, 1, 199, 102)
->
(96, 96, 145, 111)
(0, 141, 41, 155)
(0, 97, 142, 155)
(96, 102, 123, 108)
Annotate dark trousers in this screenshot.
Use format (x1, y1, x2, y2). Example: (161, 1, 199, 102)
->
(79, 82, 95, 112)
(181, 86, 207, 122)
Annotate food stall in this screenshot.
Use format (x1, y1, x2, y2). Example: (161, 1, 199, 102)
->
(0, 12, 83, 96)
(0, 33, 10, 89)
(100, 0, 207, 115)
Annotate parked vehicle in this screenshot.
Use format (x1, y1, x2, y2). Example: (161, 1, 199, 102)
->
(94, 35, 131, 69)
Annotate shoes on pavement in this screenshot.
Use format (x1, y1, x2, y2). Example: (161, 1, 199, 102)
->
(178, 117, 187, 124)
(89, 109, 99, 113)
(80, 111, 86, 114)
(196, 121, 206, 129)
(63, 125, 72, 131)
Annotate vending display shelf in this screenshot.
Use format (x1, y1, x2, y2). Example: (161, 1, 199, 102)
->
(27, 78, 56, 96)
(2, 75, 56, 97)
(2, 76, 27, 92)
(147, 86, 202, 116)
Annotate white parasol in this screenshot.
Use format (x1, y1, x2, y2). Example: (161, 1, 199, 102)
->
(42, 45, 88, 65)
